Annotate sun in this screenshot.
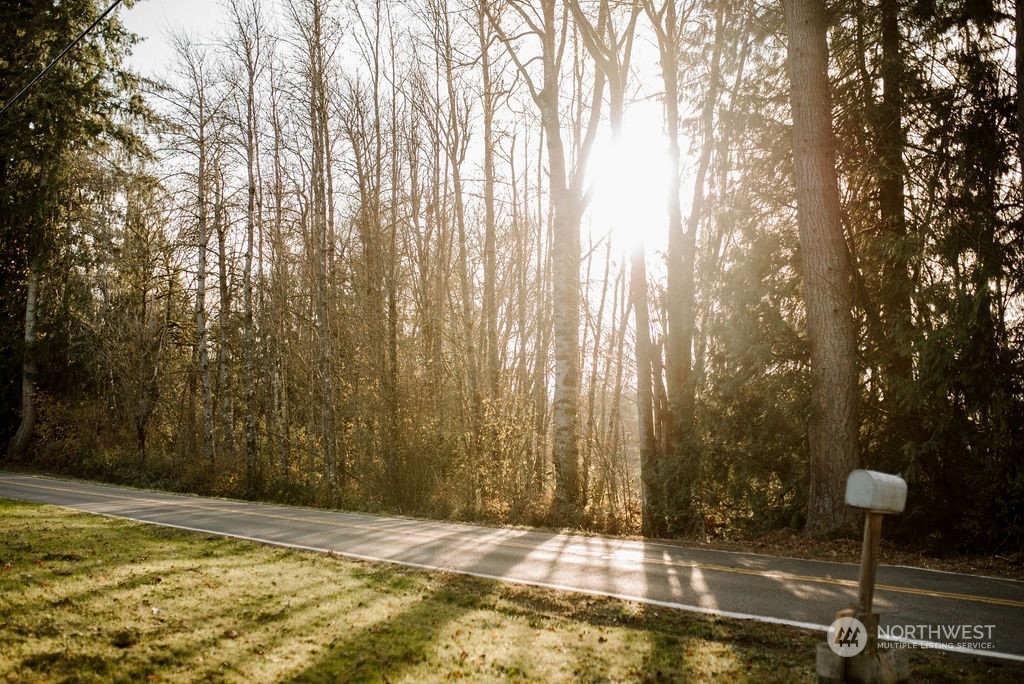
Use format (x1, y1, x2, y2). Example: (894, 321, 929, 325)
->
(585, 101, 673, 255)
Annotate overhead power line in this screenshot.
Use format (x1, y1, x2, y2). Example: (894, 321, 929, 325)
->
(0, 0, 125, 118)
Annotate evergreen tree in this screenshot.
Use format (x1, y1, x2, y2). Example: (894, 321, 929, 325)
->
(0, 0, 146, 458)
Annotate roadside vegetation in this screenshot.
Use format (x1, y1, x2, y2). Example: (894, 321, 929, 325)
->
(1, 499, 1021, 683)
(4, 0, 1023, 556)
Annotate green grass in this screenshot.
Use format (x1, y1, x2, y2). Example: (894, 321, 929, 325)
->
(1, 499, 1021, 683)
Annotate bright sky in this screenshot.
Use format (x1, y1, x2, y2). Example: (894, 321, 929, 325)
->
(115, 0, 677, 257)
(119, 0, 228, 77)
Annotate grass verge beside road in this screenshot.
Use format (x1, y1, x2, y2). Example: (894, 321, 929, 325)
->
(0, 499, 1020, 683)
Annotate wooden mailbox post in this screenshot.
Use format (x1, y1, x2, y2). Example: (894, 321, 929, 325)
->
(818, 470, 909, 684)
(845, 470, 907, 616)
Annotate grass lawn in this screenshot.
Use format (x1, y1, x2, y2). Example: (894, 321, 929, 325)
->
(1, 499, 1021, 683)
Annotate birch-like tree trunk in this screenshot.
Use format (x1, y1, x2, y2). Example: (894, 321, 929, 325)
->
(267, 61, 291, 478)
(490, 0, 604, 520)
(228, 0, 268, 494)
(477, 0, 501, 399)
(171, 37, 220, 469)
(196, 149, 215, 468)
(6, 255, 41, 461)
(214, 169, 235, 459)
(290, 0, 338, 492)
(196, 140, 216, 468)
(312, 3, 336, 493)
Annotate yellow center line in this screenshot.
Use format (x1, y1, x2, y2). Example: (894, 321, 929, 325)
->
(5, 476, 1022, 610)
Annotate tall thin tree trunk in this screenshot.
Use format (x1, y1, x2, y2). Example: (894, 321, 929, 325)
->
(296, 0, 336, 494)
(243, 129, 258, 493)
(478, 0, 500, 400)
(541, 0, 600, 519)
(269, 66, 290, 479)
(240, 161, 254, 491)
(642, 0, 724, 537)
(385, 16, 403, 503)
(195, 92, 216, 468)
(1017, 0, 1024, 183)
(215, 173, 235, 460)
(229, 0, 264, 495)
(631, 243, 660, 535)
(6, 255, 41, 461)
(533, 129, 552, 499)
(783, 0, 859, 535)
(877, 0, 912, 402)
(197, 182, 215, 468)
(435, 3, 482, 494)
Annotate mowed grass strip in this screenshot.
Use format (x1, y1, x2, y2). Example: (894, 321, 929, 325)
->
(0, 500, 1020, 683)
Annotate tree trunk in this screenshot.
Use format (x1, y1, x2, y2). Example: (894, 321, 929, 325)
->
(436, 2, 482, 498)
(783, 0, 859, 536)
(215, 173, 235, 460)
(229, 0, 264, 495)
(196, 109, 216, 468)
(490, 0, 589, 519)
(6, 255, 41, 461)
(662, 0, 724, 536)
(243, 114, 258, 494)
(631, 243, 661, 536)
(1018, 0, 1024, 183)
(478, 1, 500, 400)
(877, 0, 912, 401)
(297, 0, 336, 494)
(269, 65, 290, 479)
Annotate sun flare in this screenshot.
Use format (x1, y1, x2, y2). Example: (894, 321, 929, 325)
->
(586, 102, 673, 254)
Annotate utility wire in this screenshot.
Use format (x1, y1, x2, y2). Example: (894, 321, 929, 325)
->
(0, 0, 125, 118)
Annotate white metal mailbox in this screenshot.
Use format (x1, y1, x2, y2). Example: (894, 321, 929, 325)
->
(845, 470, 907, 514)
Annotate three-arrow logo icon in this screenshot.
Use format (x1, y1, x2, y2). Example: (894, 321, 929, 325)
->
(828, 616, 868, 657)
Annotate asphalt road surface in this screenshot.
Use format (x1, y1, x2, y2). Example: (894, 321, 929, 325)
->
(1, 472, 1021, 662)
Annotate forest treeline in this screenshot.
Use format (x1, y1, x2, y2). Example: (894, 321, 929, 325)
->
(1, 0, 1021, 552)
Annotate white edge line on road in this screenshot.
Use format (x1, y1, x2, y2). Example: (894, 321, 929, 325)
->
(87, 511, 1024, 666)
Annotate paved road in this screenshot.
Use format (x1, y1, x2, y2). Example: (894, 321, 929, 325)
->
(2, 472, 1021, 662)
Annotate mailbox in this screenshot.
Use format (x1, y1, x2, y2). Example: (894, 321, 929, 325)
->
(817, 469, 911, 680)
(845, 470, 907, 514)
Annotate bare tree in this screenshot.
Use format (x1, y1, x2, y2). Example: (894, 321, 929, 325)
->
(488, 0, 605, 520)
(476, 0, 502, 399)
(227, 0, 272, 493)
(1018, 0, 1024, 184)
(425, 0, 483, 487)
(170, 35, 226, 468)
(288, 0, 341, 493)
(265, 53, 293, 479)
(347, 0, 399, 497)
(639, 0, 727, 536)
(95, 165, 177, 467)
(566, 0, 640, 513)
(212, 160, 235, 460)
